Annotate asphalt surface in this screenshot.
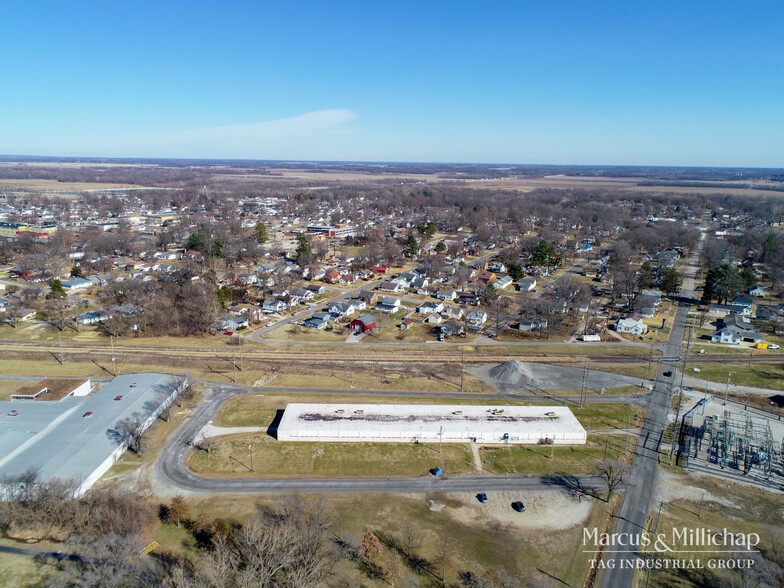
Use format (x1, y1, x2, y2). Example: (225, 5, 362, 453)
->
(597, 224, 705, 588)
(153, 382, 609, 495)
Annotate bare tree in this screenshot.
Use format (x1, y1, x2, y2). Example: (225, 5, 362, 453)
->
(593, 459, 630, 500)
(115, 412, 146, 454)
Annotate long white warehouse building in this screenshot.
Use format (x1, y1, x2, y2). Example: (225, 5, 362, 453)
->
(277, 404, 586, 444)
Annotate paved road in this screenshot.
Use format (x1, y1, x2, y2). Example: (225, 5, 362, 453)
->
(152, 382, 609, 496)
(597, 222, 706, 588)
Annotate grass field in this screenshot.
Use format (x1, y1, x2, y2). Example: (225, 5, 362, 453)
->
(0, 379, 31, 401)
(268, 366, 495, 394)
(482, 433, 632, 475)
(687, 362, 784, 390)
(214, 392, 641, 430)
(0, 178, 146, 192)
(0, 549, 55, 587)
(187, 433, 474, 477)
(191, 395, 641, 479)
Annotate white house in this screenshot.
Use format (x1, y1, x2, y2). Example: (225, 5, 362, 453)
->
(75, 310, 112, 325)
(425, 313, 443, 325)
(435, 288, 457, 301)
(417, 301, 444, 315)
(377, 297, 401, 313)
(494, 276, 513, 290)
(262, 299, 287, 313)
(517, 278, 537, 292)
(220, 315, 249, 330)
(711, 328, 741, 344)
(329, 302, 356, 318)
(749, 286, 766, 297)
(615, 317, 648, 335)
(62, 278, 92, 291)
(466, 310, 488, 326)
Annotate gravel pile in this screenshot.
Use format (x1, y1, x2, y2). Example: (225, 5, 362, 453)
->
(488, 360, 538, 386)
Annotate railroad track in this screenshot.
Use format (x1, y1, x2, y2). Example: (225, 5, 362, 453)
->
(0, 339, 775, 366)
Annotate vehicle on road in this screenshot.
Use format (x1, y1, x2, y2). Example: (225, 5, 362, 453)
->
(223, 330, 233, 335)
(8, 410, 18, 416)
(477, 493, 488, 503)
(769, 344, 780, 350)
(83, 411, 93, 418)
(266, 321, 275, 327)
(114, 395, 123, 401)
(663, 371, 672, 377)
(511, 501, 526, 512)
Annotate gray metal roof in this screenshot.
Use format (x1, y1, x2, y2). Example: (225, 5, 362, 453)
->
(0, 373, 179, 491)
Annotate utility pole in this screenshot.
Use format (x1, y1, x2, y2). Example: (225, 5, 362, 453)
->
(669, 325, 693, 464)
(58, 331, 64, 365)
(626, 414, 630, 454)
(233, 343, 237, 383)
(249, 444, 253, 472)
(240, 335, 243, 373)
(460, 349, 464, 392)
(110, 335, 116, 376)
(724, 371, 732, 405)
(580, 361, 588, 408)
(748, 349, 754, 367)
(439, 425, 443, 454)
(648, 341, 654, 374)
(604, 436, 609, 461)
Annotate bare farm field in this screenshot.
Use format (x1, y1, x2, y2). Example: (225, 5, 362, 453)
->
(0, 178, 149, 193)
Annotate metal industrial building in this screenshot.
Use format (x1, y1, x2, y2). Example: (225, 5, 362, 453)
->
(0, 373, 185, 497)
(277, 404, 587, 444)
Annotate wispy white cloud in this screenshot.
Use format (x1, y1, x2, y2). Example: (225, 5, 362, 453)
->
(99, 109, 356, 158)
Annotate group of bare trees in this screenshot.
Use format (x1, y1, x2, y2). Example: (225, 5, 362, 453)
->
(0, 469, 155, 544)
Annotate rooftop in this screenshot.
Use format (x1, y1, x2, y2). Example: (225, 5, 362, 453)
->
(277, 404, 586, 444)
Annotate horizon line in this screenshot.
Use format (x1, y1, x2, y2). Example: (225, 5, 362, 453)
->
(0, 154, 782, 172)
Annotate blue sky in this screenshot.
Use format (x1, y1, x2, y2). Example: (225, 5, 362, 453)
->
(1, 1, 782, 166)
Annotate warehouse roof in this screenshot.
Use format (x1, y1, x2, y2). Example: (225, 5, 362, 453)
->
(277, 404, 586, 444)
(0, 373, 179, 493)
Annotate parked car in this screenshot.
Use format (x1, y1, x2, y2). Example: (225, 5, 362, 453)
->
(8, 410, 18, 416)
(266, 321, 275, 327)
(511, 501, 526, 512)
(477, 493, 488, 503)
(769, 344, 780, 350)
(223, 330, 233, 335)
(663, 371, 673, 377)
